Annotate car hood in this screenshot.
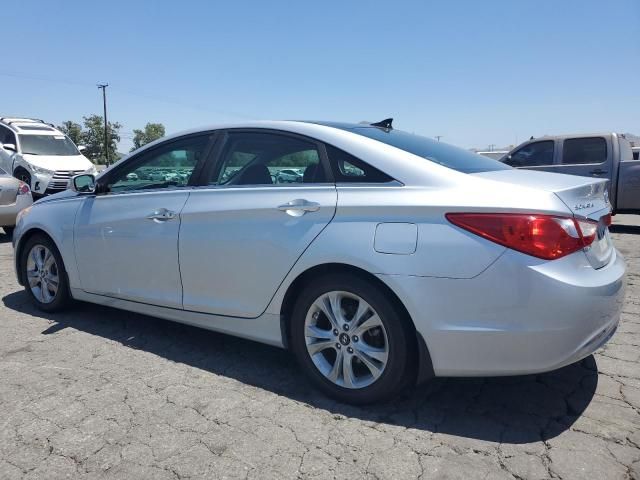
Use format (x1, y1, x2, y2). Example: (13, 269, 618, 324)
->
(23, 154, 93, 172)
(33, 189, 80, 205)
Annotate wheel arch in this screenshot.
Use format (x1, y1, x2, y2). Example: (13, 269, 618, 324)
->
(15, 227, 59, 286)
(279, 262, 434, 384)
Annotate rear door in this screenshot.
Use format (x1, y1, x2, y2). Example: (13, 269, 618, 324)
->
(179, 130, 337, 318)
(555, 136, 613, 180)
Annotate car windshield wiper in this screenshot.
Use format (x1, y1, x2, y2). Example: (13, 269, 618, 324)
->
(22, 151, 39, 155)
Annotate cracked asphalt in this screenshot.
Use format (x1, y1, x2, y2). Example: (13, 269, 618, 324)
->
(0, 215, 639, 480)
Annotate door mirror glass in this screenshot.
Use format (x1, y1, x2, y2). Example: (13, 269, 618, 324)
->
(2, 143, 16, 152)
(71, 174, 96, 193)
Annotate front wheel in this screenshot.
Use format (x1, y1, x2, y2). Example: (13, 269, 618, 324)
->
(20, 234, 71, 312)
(290, 274, 414, 404)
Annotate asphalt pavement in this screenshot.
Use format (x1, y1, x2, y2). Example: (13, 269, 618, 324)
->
(0, 215, 639, 479)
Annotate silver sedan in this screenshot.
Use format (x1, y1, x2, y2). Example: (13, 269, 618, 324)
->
(12, 120, 625, 404)
(0, 166, 33, 238)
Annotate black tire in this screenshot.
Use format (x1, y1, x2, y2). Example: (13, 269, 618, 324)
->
(290, 273, 414, 404)
(2, 226, 14, 238)
(20, 234, 71, 312)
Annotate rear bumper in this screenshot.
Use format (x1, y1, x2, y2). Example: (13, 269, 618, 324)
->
(0, 195, 32, 227)
(379, 248, 626, 377)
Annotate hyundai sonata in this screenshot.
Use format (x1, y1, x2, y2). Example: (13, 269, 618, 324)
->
(12, 120, 625, 404)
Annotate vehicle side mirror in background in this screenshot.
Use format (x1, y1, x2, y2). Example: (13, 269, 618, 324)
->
(77, 145, 87, 153)
(2, 143, 16, 152)
(70, 174, 96, 193)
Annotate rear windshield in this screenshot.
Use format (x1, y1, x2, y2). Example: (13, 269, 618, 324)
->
(19, 134, 79, 156)
(335, 126, 511, 173)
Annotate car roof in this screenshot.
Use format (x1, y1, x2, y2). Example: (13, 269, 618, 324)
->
(0, 117, 63, 136)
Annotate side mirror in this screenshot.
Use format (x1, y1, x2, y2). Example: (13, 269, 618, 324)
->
(77, 145, 87, 153)
(2, 143, 16, 152)
(70, 174, 96, 193)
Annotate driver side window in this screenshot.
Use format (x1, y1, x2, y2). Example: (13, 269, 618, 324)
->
(506, 141, 555, 167)
(108, 136, 210, 193)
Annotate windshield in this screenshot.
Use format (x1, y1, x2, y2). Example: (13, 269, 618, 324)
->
(19, 134, 79, 156)
(320, 123, 510, 173)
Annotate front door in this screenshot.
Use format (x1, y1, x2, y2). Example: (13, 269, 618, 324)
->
(179, 130, 337, 318)
(74, 134, 214, 308)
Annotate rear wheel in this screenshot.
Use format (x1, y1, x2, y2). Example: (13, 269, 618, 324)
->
(20, 234, 71, 312)
(290, 273, 413, 404)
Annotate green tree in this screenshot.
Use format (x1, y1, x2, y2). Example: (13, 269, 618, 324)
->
(82, 115, 121, 164)
(131, 122, 165, 151)
(57, 121, 83, 146)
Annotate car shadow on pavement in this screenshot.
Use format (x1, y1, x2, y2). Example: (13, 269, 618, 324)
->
(610, 224, 640, 235)
(0, 233, 12, 244)
(3, 290, 597, 445)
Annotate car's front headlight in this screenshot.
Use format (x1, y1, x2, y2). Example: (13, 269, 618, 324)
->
(30, 164, 55, 176)
(84, 165, 98, 175)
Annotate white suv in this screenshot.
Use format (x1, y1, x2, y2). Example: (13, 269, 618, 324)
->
(0, 117, 97, 197)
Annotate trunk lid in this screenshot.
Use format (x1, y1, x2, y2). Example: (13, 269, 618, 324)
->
(0, 177, 18, 206)
(472, 169, 613, 268)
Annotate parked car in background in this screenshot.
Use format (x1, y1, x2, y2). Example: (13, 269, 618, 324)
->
(12, 120, 624, 404)
(0, 166, 32, 237)
(502, 133, 640, 214)
(0, 118, 97, 198)
(275, 168, 303, 183)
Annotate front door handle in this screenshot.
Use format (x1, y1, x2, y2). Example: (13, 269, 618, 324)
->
(277, 199, 321, 216)
(590, 169, 607, 175)
(146, 208, 177, 222)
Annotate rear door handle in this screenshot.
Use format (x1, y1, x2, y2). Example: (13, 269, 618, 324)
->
(590, 169, 607, 175)
(146, 208, 177, 222)
(277, 199, 321, 216)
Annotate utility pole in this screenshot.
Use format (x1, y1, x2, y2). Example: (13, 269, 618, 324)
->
(435, 135, 443, 142)
(97, 83, 110, 166)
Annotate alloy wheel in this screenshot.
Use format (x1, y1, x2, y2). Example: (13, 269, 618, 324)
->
(26, 245, 59, 304)
(304, 291, 389, 389)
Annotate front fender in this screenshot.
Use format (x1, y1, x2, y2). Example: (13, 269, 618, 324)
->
(13, 197, 84, 288)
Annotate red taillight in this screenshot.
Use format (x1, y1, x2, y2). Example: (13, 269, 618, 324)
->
(17, 181, 30, 196)
(446, 213, 599, 260)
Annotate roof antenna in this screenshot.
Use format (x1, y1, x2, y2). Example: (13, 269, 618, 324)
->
(370, 118, 393, 130)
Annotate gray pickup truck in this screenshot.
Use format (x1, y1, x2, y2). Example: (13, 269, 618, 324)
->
(502, 133, 640, 214)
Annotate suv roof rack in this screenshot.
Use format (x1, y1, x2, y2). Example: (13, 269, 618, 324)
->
(0, 117, 56, 129)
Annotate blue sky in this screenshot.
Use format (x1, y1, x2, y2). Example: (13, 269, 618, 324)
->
(2, 0, 639, 151)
